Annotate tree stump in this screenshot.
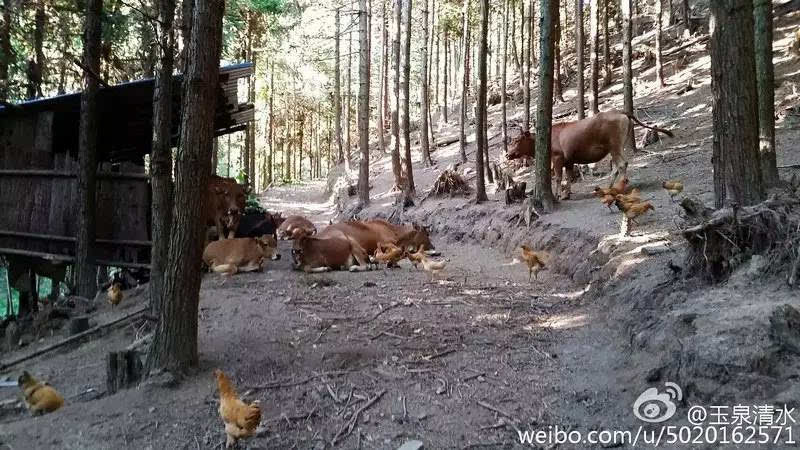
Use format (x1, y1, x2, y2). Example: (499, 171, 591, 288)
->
(106, 350, 143, 394)
(69, 316, 90, 335)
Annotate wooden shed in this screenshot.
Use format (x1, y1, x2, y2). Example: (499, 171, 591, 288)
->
(0, 63, 255, 270)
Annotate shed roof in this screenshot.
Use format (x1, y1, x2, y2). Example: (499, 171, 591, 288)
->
(0, 63, 255, 164)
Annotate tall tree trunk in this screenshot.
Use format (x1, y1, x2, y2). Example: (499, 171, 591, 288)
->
(379, 0, 388, 155)
(75, 0, 103, 298)
(590, 0, 600, 113)
(682, 0, 690, 34)
(391, 0, 403, 188)
(655, 0, 665, 87)
(402, 0, 415, 194)
(29, 0, 46, 99)
(267, 62, 274, 185)
(622, 0, 635, 152)
(358, 0, 371, 205)
(555, 15, 565, 101)
(147, 0, 223, 375)
(710, 0, 765, 207)
(510, 2, 522, 78)
(420, 0, 433, 166)
(475, 0, 489, 202)
(603, 0, 611, 86)
(524, 0, 533, 130)
(0, 0, 11, 101)
(532, 0, 556, 211)
(754, 0, 779, 186)
(575, 0, 585, 119)
(435, 9, 440, 109)
(443, 28, 449, 123)
(345, 30, 353, 171)
(149, 0, 176, 316)
(458, 0, 470, 163)
(501, 0, 509, 155)
(335, 10, 344, 165)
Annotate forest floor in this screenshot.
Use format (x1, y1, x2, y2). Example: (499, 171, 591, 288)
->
(2, 12, 800, 450)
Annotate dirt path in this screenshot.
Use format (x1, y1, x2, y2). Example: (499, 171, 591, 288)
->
(1, 182, 618, 450)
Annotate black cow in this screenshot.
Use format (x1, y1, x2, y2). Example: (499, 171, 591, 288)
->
(236, 211, 283, 240)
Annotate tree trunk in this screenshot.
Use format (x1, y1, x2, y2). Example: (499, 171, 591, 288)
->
(510, 2, 522, 78)
(379, 0, 388, 155)
(754, 0, 779, 186)
(443, 28, 449, 123)
(590, 0, 600, 113)
(655, 0, 665, 87)
(267, 62, 274, 185)
(710, 0, 765, 207)
(682, 0, 690, 34)
(459, 0, 470, 163)
(603, 0, 611, 86)
(146, 0, 223, 375)
(524, 0, 533, 130)
(622, 0, 635, 153)
(75, 0, 103, 299)
(420, 0, 433, 167)
(476, 0, 489, 202)
(358, 0, 371, 205)
(335, 10, 344, 165)
(0, 0, 11, 101)
(149, 0, 176, 317)
(402, 0, 415, 195)
(575, 0, 585, 119)
(391, 0, 403, 188)
(532, 0, 556, 211)
(346, 30, 353, 171)
(555, 15, 564, 102)
(435, 9, 440, 110)
(501, 0, 509, 155)
(29, 0, 46, 99)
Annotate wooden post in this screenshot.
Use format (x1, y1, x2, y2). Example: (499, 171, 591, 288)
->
(106, 350, 143, 394)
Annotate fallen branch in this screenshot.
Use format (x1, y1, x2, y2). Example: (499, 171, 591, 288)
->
(360, 302, 401, 324)
(0, 306, 147, 371)
(778, 164, 800, 169)
(423, 348, 456, 361)
(331, 389, 387, 446)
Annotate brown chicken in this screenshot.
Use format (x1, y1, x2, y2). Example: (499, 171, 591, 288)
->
(592, 177, 629, 198)
(375, 242, 404, 267)
(419, 254, 447, 279)
(214, 369, 261, 448)
(662, 180, 683, 201)
(622, 201, 655, 224)
(615, 188, 641, 204)
(18, 371, 64, 415)
(520, 245, 549, 281)
(107, 282, 123, 307)
(601, 194, 616, 210)
(407, 248, 425, 268)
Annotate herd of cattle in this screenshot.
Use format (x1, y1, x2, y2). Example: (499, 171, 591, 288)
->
(201, 175, 436, 275)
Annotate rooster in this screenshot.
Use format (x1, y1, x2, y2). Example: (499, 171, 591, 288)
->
(519, 245, 549, 282)
(621, 201, 655, 224)
(214, 369, 261, 448)
(592, 177, 629, 198)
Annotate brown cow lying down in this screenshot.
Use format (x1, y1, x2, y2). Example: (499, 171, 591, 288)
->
(291, 231, 376, 273)
(203, 236, 280, 276)
(277, 215, 317, 240)
(206, 175, 248, 240)
(318, 220, 435, 257)
(506, 110, 673, 199)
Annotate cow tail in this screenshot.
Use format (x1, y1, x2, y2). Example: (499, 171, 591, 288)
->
(625, 112, 674, 137)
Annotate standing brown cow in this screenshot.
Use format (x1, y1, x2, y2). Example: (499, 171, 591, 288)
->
(207, 176, 247, 240)
(506, 110, 673, 199)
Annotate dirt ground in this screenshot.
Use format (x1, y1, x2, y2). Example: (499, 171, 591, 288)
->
(2, 12, 800, 450)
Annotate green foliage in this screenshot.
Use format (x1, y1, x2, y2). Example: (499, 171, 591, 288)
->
(244, 195, 266, 214)
(0, 268, 19, 320)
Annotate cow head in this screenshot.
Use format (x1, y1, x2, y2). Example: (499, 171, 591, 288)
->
(291, 235, 311, 270)
(271, 212, 286, 228)
(398, 225, 434, 254)
(255, 235, 281, 260)
(506, 131, 535, 160)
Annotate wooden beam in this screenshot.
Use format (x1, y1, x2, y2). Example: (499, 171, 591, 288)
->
(0, 306, 147, 371)
(0, 230, 152, 247)
(0, 248, 151, 269)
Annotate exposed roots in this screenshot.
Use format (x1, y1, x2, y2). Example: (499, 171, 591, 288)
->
(681, 193, 800, 284)
(430, 170, 471, 197)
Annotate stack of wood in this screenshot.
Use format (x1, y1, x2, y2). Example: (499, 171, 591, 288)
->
(430, 170, 471, 197)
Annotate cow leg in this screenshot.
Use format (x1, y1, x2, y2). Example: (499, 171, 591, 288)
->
(552, 156, 564, 200)
(561, 164, 574, 200)
(215, 217, 226, 241)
